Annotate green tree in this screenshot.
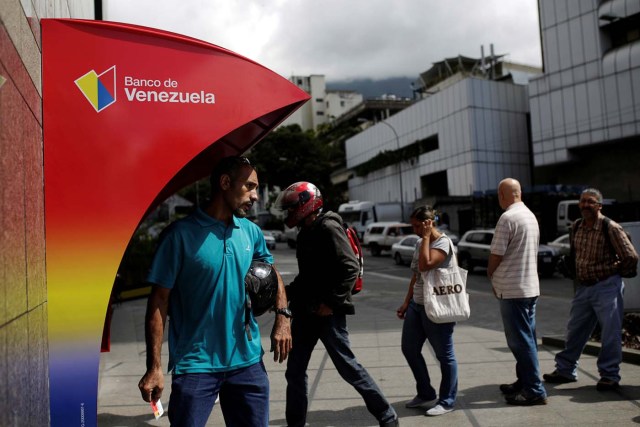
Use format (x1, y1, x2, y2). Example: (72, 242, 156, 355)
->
(248, 125, 345, 210)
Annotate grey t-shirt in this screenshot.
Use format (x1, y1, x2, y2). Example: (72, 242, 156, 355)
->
(411, 235, 454, 305)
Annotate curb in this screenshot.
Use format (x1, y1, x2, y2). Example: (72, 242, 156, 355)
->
(542, 335, 640, 365)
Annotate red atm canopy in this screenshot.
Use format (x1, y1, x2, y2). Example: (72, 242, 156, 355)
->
(42, 18, 309, 427)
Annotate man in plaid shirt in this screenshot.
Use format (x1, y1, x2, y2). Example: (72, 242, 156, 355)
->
(544, 188, 638, 391)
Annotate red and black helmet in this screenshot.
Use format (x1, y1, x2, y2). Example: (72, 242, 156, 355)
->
(274, 182, 323, 228)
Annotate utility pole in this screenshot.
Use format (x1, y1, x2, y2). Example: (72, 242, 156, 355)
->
(378, 120, 404, 222)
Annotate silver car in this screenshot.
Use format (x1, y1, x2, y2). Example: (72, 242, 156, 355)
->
(456, 229, 559, 277)
(391, 233, 458, 266)
(391, 235, 420, 266)
(265, 229, 284, 242)
(262, 230, 276, 250)
(547, 234, 570, 256)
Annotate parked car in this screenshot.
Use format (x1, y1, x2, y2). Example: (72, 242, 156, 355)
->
(439, 228, 460, 246)
(262, 230, 276, 250)
(265, 229, 284, 242)
(391, 234, 458, 266)
(547, 233, 570, 256)
(284, 226, 298, 248)
(456, 229, 560, 277)
(363, 222, 413, 256)
(391, 235, 420, 265)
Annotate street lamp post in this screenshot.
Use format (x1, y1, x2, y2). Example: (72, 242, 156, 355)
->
(378, 120, 405, 222)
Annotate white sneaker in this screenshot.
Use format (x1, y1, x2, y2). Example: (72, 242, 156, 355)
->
(426, 404, 453, 416)
(405, 396, 438, 408)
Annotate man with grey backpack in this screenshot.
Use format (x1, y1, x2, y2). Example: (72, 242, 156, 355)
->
(544, 188, 638, 391)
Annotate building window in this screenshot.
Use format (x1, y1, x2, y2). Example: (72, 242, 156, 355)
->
(316, 111, 325, 116)
(420, 170, 449, 197)
(417, 134, 439, 154)
(604, 13, 640, 49)
(353, 133, 440, 177)
(315, 98, 323, 102)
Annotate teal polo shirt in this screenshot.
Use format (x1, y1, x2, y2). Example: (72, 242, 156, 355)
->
(147, 208, 273, 374)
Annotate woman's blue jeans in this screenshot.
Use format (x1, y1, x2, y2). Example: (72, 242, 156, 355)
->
(499, 297, 547, 398)
(555, 275, 624, 382)
(401, 299, 458, 408)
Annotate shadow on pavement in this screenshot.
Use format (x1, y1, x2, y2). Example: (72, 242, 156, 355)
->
(456, 384, 516, 409)
(550, 384, 640, 403)
(97, 412, 162, 426)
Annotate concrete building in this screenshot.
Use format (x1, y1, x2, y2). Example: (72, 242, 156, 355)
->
(280, 74, 364, 131)
(345, 56, 540, 227)
(280, 75, 327, 131)
(530, 0, 640, 200)
(326, 89, 364, 122)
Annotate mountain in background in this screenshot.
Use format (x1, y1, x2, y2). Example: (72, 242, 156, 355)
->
(326, 76, 416, 100)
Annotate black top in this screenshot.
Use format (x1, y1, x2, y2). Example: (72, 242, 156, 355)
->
(288, 211, 359, 315)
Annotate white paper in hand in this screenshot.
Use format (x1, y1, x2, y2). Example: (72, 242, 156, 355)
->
(150, 399, 164, 419)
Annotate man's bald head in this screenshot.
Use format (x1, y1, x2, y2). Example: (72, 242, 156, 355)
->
(498, 178, 522, 209)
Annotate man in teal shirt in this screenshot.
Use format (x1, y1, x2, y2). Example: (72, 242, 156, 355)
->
(138, 156, 292, 427)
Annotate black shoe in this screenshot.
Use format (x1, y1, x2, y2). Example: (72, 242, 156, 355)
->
(499, 381, 522, 395)
(596, 378, 619, 391)
(505, 392, 548, 406)
(543, 370, 576, 384)
(380, 417, 399, 427)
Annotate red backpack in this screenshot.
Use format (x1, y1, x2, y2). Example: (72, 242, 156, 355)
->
(344, 225, 364, 294)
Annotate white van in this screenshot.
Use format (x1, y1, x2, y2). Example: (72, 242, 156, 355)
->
(557, 200, 580, 235)
(557, 199, 615, 235)
(363, 222, 413, 256)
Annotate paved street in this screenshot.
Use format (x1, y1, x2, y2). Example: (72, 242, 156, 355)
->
(98, 245, 640, 426)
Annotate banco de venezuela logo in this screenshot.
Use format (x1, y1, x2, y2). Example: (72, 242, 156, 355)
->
(75, 66, 117, 112)
(75, 65, 216, 112)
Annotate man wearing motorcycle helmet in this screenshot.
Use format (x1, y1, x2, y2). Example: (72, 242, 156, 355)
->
(275, 182, 399, 427)
(138, 156, 292, 427)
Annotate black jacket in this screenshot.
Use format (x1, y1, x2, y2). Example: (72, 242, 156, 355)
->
(288, 211, 359, 315)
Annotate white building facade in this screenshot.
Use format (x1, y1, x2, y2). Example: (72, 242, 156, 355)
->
(345, 76, 532, 204)
(530, 0, 640, 199)
(280, 75, 363, 131)
(325, 90, 364, 120)
(280, 75, 327, 131)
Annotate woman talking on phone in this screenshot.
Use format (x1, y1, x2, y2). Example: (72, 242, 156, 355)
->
(396, 205, 458, 417)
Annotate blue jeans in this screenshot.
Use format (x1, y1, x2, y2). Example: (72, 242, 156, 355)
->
(499, 297, 547, 398)
(401, 300, 458, 408)
(168, 361, 269, 427)
(285, 313, 397, 427)
(555, 274, 624, 382)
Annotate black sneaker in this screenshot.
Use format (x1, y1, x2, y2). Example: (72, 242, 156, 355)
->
(505, 392, 548, 406)
(499, 381, 522, 395)
(543, 370, 576, 384)
(596, 378, 619, 391)
(380, 417, 399, 427)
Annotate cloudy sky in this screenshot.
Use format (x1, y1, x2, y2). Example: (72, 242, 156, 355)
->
(103, 0, 542, 82)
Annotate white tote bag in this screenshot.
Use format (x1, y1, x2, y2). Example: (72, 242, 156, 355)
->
(422, 237, 470, 323)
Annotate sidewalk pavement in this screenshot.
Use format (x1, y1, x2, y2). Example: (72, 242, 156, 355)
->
(98, 298, 640, 426)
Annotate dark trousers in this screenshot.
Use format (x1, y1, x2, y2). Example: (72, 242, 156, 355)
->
(168, 361, 269, 427)
(285, 313, 397, 427)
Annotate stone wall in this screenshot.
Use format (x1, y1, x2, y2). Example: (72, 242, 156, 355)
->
(0, 13, 48, 426)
